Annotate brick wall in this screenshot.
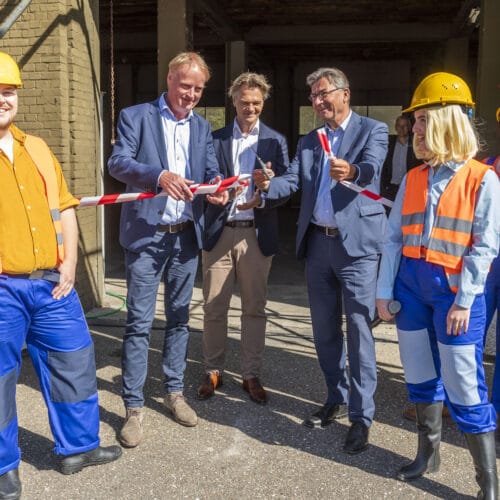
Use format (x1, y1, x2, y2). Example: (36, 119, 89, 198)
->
(0, 0, 103, 310)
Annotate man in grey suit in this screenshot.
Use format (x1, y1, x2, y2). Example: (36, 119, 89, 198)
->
(256, 67, 388, 453)
(198, 72, 289, 405)
(108, 52, 227, 448)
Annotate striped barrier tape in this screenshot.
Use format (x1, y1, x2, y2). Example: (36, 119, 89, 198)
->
(316, 128, 393, 208)
(78, 174, 251, 208)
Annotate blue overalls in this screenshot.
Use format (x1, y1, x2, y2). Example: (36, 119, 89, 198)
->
(395, 256, 497, 434)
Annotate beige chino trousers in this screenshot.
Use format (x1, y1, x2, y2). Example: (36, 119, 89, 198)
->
(202, 225, 272, 379)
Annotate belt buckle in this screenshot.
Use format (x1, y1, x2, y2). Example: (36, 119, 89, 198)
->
(29, 270, 45, 280)
(325, 227, 339, 237)
(167, 224, 177, 234)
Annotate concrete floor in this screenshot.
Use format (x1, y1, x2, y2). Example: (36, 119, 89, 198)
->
(13, 206, 499, 499)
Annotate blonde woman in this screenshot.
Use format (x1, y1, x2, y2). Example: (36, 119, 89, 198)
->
(376, 73, 500, 498)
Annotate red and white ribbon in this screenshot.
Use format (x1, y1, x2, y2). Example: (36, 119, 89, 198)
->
(316, 128, 393, 208)
(78, 174, 251, 208)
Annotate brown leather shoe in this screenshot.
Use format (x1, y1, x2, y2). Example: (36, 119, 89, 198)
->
(403, 404, 451, 422)
(197, 371, 223, 400)
(242, 377, 267, 405)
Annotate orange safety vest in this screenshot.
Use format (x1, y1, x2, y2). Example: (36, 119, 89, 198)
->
(401, 159, 490, 293)
(0, 135, 64, 273)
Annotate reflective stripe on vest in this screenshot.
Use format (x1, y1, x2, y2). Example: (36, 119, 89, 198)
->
(402, 159, 490, 292)
(24, 135, 65, 263)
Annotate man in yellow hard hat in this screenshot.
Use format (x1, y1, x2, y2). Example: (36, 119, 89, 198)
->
(376, 72, 500, 498)
(0, 52, 121, 499)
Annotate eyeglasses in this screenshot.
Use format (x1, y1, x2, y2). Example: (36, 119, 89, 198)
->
(0, 89, 17, 99)
(308, 87, 345, 102)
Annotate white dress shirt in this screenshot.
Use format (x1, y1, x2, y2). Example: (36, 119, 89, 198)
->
(228, 119, 260, 221)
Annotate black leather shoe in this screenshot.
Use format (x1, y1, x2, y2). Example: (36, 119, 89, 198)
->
(60, 445, 122, 475)
(343, 421, 369, 454)
(0, 468, 21, 500)
(303, 403, 348, 428)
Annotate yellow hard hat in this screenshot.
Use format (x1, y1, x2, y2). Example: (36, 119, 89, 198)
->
(403, 72, 474, 113)
(496, 107, 500, 123)
(0, 52, 22, 87)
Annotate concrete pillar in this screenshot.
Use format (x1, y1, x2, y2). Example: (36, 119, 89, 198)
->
(157, 0, 193, 94)
(274, 63, 292, 148)
(444, 37, 469, 79)
(225, 41, 247, 123)
(477, 0, 500, 156)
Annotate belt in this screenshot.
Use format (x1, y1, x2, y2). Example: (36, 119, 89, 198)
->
(311, 223, 340, 237)
(1, 269, 61, 283)
(157, 220, 193, 233)
(225, 220, 255, 228)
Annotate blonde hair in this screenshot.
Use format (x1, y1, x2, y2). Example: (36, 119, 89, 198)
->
(228, 72, 271, 100)
(168, 52, 211, 81)
(414, 105, 479, 166)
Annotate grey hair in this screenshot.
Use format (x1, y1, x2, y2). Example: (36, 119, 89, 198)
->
(306, 67, 349, 90)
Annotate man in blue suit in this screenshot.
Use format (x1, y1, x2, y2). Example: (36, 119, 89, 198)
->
(108, 52, 227, 448)
(257, 67, 388, 453)
(197, 72, 289, 404)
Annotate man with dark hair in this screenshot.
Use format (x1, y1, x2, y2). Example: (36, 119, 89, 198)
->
(380, 114, 419, 204)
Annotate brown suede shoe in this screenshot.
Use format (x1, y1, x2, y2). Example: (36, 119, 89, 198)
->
(242, 377, 267, 405)
(197, 371, 223, 400)
(403, 404, 451, 422)
(119, 407, 144, 448)
(164, 392, 198, 427)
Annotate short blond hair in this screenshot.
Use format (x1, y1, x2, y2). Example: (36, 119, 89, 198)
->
(414, 105, 479, 166)
(168, 52, 211, 81)
(228, 72, 271, 100)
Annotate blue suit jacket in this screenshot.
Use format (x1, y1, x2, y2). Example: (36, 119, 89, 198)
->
(267, 111, 388, 259)
(203, 122, 289, 256)
(108, 98, 221, 252)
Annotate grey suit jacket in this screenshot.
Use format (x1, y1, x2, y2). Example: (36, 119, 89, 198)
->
(267, 111, 389, 259)
(108, 97, 221, 252)
(203, 121, 289, 256)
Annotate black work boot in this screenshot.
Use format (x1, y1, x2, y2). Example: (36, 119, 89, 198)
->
(60, 445, 122, 475)
(0, 468, 21, 500)
(464, 431, 498, 500)
(397, 402, 442, 481)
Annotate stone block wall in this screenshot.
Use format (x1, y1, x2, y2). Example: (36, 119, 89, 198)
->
(0, 0, 103, 310)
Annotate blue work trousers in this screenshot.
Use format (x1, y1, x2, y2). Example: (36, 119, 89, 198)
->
(0, 277, 100, 475)
(485, 255, 500, 412)
(394, 256, 496, 434)
(122, 227, 199, 407)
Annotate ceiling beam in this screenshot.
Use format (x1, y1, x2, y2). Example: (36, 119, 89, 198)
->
(245, 23, 452, 44)
(194, 0, 242, 40)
